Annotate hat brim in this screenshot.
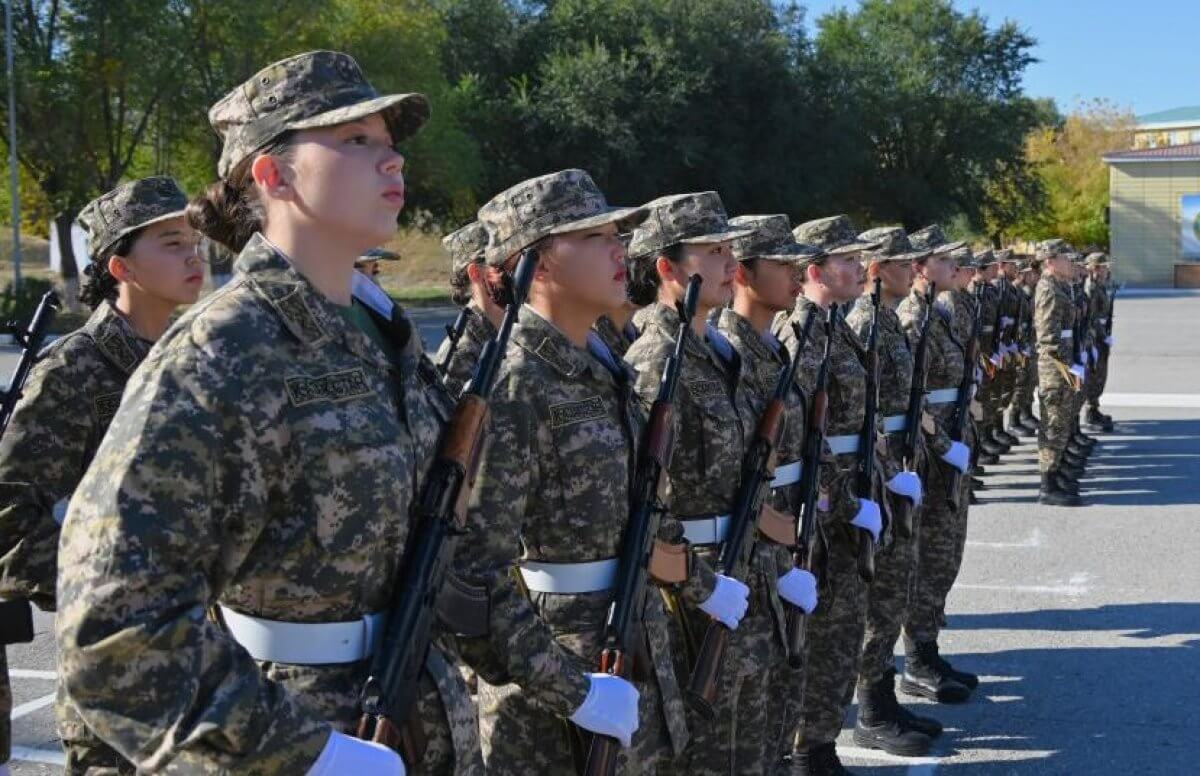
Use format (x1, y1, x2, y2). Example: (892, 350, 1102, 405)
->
(547, 205, 650, 238)
(288, 92, 431, 144)
(678, 227, 755, 245)
(868, 248, 931, 264)
(91, 208, 190, 260)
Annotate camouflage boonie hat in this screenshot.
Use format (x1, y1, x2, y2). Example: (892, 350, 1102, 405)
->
(78, 176, 189, 262)
(442, 221, 488, 273)
(792, 215, 863, 251)
(908, 224, 949, 250)
(357, 247, 400, 264)
(949, 245, 977, 268)
(627, 192, 750, 260)
(210, 50, 430, 178)
(1035, 238, 1069, 260)
(728, 214, 821, 263)
(479, 169, 647, 266)
(858, 226, 930, 263)
(995, 248, 1015, 262)
(974, 248, 997, 266)
(1085, 251, 1110, 267)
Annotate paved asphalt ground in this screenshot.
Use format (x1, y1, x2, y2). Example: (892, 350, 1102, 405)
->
(5, 292, 1199, 774)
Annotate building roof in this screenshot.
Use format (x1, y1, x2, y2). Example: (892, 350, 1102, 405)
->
(1104, 143, 1200, 163)
(1137, 106, 1200, 130)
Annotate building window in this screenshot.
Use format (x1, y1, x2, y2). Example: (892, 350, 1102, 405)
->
(1170, 130, 1188, 146)
(1191, 129, 1200, 144)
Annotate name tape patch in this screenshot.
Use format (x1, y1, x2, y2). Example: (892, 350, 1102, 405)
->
(285, 368, 373, 406)
(549, 395, 607, 428)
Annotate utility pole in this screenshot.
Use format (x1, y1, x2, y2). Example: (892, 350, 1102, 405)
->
(5, 0, 21, 292)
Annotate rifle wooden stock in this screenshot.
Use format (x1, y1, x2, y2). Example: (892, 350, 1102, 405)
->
(947, 285, 985, 511)
(895, 283, 936, 539)
(855, 279, 882, 583)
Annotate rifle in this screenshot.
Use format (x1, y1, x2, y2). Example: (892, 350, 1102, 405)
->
(583, 276, 701, 776)
(947, 285, 984, 511)
(436, 306, 472, 376)
(357, 249, 538, 765)
(895, 282, 935, 539)
(785, 306, 836, 667)
(1100, 287, 1118, 357)
(0, 289, 58, 648)
(988, 285, 1005, 371)
(0, 290, 61, 437)
(854, 279, 882, 583)
(1012, 287, 1026, 365)
(685, 314, 812, 721)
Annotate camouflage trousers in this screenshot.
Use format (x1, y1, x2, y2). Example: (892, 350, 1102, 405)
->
(858, 492, 917, 688)
(664, 586, 787, 775)
(1011, 353, 1038, 416)
(1037, 363, 1077, 472)
(994, 363, 1020, 428)
(58, 684, 135, 775)
(1086, 350, 1110, 409)
(1, 648, 9, 764)
(479, 650, 674, 775)
(794, 525, 866, 749)
(903, 458, 968, 643)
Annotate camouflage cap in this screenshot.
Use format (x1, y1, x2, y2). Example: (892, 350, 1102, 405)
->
(479, 169, 647, 266)
(1035, 238, 1070, 261)
(1085, 251, 1110, 267)
(791, 214, 867, 251)
(77, 176, 189, 262)
(949, 245, 977, 268)
(995, 248, 1015, 262)
(209, 50, 430, 179)
(908, 224, 949, 251)
(974, 247, 997, 266)
(858, 226, 930, 263)
(728, 214, 821, 263)
(357, 247, 400, 263)
(442, 221, 488, 273)
(627, 192, 751, 260)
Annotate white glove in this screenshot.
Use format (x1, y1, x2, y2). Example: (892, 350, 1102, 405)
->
(1070, 363, 1086, 381)
(990, 352, 1004, 367)
(1090, 345, 1099, 363)
(777, 568, 818, 614)
(886, 470, 923, 507)
(1105, 335, 1114, 347)
(851, 498, 882, 543)
(307, 731, 405, 776)
(569, 673, 641, 748)
(698, 574, 750, 630)
(1021, 346, 1032, 357)
(940, 441, 970, 473)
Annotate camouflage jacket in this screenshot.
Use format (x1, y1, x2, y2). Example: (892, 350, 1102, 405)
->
(896, 287, 962, 457)
(1034, 275, 1075, 363)
(1085, 278, 1110, 345)
(775, 295, 889, 528)
(991, 277, 1020, 350)
(592, 313, 638, 360)
(434, 301, 497, 398)
(1018, 282, 1036, 349)
(973, 281, 1001, 358)
(452, 305, 690, 753)
(0, 301, 150, 608)
(56, 234, 468, 775)
(941, 288, 975, 348)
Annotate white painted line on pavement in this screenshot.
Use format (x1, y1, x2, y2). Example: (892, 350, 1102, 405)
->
(967, 528, 1042, 549)
(10, 668, 56, 679)
(11, 745, 67, 766)
(839, 745, 941, 767)
(957, 572, 1092, 597)
(11, 691, 55, 719)
(1102, 392, 1200, 408)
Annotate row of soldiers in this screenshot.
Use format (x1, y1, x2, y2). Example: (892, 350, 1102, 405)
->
(0, 49, 1117, 776)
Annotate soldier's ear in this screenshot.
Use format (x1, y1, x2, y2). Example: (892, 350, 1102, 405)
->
(108, 254, 133, 285)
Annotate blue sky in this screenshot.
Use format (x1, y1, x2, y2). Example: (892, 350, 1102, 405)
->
(799, 0, 1197, 118)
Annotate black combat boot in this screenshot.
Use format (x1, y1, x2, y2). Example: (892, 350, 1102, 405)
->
(996, 426, 1020, 447)
(885, 668, 943, 738)
(989, 429, 1014, 453)
(1066, 439, 1089, 458)
(1021, 407, 1040, 430)
(1039, 471, 1081, 506)
(1009, 409, 1036, 436)
(900, 639, 971, 703)
(1055, 470, 1081, 496)
(978, 432, 1005, 456)
(929, 640, 979, 690)
(791, 742, 853, 775)
(1087, 406, 1115, 430)
(854, 674, 934, 756)
(970, 476, 986, 489)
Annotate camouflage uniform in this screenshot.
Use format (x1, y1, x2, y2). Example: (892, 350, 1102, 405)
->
(0, 177, 193, 774)
(449, 170, 690, 775)
(435, 221, 494, 397)
(593, 313, 639, 360)
(621, 193, 796, 776)
(56, 227, 485, 776)
(972, 252, 1004, 448)
(989, 257, 1022, 434)
(1084, 259, 1112, 414)
(1011, 266, 1039, 423)
(1034, 260, 1078, 473)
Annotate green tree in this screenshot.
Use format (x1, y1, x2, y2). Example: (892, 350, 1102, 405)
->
(810, 0, 1042, 230)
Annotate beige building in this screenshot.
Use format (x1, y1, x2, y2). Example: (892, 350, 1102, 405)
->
(1132, 106, 1200, 150)
(1103, 143, 1200, 287)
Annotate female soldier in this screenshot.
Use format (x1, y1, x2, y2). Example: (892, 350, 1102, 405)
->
(624, 192, 794, 775)
(435, 221, 500, 396)
(451, 169, 744, 774)
(55, 51, 478, 775)
(713, 214, 821, 772)
(0, 177, 202, 776)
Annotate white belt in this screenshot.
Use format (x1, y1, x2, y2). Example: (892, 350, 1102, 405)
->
(519, 559, 618, 594)
(827, 434, 860, 455)
(926, 388, 958, 404)
(771, 460, 803, 489)
(220, 606, 385, 665)
(882, 415, 907, 433)
(681, 515, 732, 545)
(1098, 317, 1108, 324)
(1060, 329, 1073, 339)
(982, 325, 995, 333)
